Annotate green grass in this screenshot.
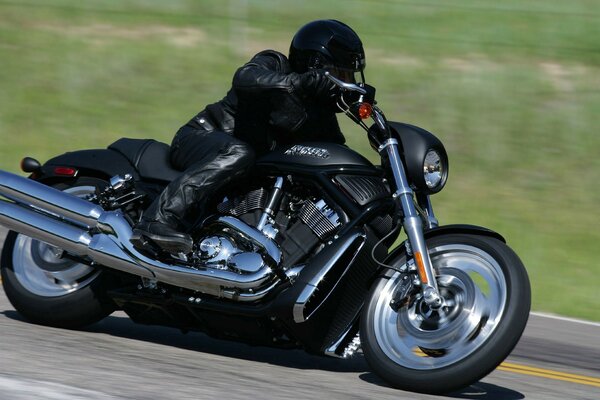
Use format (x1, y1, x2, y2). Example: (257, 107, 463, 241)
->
(0, 0, 598, 320)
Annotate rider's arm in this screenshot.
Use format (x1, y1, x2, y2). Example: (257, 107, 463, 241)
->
(233, 50, 302, 94)
(233, 50, 331, 99)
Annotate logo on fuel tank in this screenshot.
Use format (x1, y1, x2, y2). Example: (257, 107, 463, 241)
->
(284, 145, 330, 159)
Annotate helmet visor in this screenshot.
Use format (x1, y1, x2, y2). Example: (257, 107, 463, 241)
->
(326, 66, 365, 84)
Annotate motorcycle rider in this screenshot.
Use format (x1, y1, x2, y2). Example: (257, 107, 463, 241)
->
(131, 19, 366, 254)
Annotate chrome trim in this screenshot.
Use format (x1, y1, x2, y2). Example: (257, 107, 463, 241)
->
(109, 174, 132, 190)
(0, 170, 103, 228)
(377, 138, 399, 152)
(0, 200, 92, 256)
(223, 279, 279, 302)
(293, 284, 317, 323)
(306, 232, 365, 288)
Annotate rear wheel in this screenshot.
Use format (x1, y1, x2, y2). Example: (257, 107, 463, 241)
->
(1, 177, 116, 328)
(360, 233, 530, 394)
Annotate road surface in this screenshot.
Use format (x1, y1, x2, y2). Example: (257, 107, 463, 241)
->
(0, 228, 598, 400)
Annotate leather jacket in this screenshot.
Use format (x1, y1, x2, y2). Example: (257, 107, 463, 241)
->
(186, 50, 345, 155)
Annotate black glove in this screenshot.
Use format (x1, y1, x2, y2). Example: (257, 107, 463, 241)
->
(297, 70, 338, 102)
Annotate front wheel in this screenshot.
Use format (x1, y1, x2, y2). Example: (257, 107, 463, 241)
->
(360, 233, 531, 394)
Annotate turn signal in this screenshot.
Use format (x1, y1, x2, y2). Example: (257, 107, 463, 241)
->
(20, 157, 41, 173)
(358, 103, 373, 119)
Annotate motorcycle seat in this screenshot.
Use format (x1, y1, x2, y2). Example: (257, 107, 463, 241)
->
(108, 138, 182, 182)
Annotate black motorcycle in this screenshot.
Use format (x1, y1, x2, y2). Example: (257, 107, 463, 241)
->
(0, 74, 530, 394)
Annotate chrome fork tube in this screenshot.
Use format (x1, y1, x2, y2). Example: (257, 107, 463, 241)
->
(379, 139, 442, 308)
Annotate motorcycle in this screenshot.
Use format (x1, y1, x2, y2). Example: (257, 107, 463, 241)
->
(0, 74, 530, 394)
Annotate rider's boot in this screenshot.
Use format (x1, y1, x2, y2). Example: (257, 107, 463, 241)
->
(130, 185, 194, 254)
(131, 219, 193, 254)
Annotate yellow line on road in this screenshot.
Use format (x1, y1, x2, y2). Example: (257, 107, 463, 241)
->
(498, 362, 600, 388)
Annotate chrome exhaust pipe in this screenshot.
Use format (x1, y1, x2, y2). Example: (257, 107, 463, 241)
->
(0, 200, 92, 256)
(0, 170, 103, 229)
(97, 212, 277, 291)
(0, 200, 154, 278)
(0, 171, 279, 294)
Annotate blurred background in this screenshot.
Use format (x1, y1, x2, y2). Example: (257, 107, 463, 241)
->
(0, 0, 598, 320)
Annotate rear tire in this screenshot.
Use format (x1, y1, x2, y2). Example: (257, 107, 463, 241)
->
(360, 233, 530, 394)
(1, 177, 116, 329)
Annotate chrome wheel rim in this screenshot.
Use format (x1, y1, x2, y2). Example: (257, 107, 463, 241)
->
(373, 244, 507, 369)
(12, 185, 100, 297)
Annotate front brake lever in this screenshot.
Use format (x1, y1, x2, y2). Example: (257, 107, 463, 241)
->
(324, 72, 367, 94)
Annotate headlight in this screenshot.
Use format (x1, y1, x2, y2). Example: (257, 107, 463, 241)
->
(423, 150, 444, 189)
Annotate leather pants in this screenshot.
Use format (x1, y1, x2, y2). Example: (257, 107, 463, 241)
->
(141, 122, 255, 231)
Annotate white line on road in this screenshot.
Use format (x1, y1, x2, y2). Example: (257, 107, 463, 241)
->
(0, 375, 121, 400)
(530, 311, 600, 327)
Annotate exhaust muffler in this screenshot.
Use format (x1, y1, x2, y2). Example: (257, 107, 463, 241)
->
(0, 170, 279, 295)
(0, 200, 92, 256)
(0, 170, 103, 229)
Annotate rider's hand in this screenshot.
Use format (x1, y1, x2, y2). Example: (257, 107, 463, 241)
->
(297, 70, 338, 102)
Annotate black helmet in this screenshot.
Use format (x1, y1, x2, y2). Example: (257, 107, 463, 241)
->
(289, 20, 366, 83)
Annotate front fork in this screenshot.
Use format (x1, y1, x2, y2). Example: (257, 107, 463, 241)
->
(380, 139, 443, 309)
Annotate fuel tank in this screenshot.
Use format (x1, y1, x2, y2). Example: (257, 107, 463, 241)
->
(256, 142, 375, 170)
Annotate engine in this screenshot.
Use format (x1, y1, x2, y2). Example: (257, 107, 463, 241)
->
(210, 185, 342, 271)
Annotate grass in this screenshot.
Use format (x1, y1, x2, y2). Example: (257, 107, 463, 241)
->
(0, 0, 598, 320)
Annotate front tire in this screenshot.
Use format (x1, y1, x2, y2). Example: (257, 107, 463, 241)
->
(360, 233, 530, 394)
(1, 177, 116, 328)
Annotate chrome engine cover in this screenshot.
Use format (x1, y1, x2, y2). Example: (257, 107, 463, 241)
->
(197, 235, 265, 274)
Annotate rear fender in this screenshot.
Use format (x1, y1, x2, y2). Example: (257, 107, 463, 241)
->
(38, 149, 137, 183)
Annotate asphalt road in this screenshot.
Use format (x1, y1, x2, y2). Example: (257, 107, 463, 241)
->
(0, 228, 599, 400)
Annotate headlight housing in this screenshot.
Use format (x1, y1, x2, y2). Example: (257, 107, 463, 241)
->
(381, 121, 449, 195)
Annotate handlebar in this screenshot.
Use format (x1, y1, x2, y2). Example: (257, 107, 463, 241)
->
(324, 71, 390, 137)
(324, 72, 367, 95)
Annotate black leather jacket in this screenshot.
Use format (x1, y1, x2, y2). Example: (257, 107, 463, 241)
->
(187, 50, 345, 155)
